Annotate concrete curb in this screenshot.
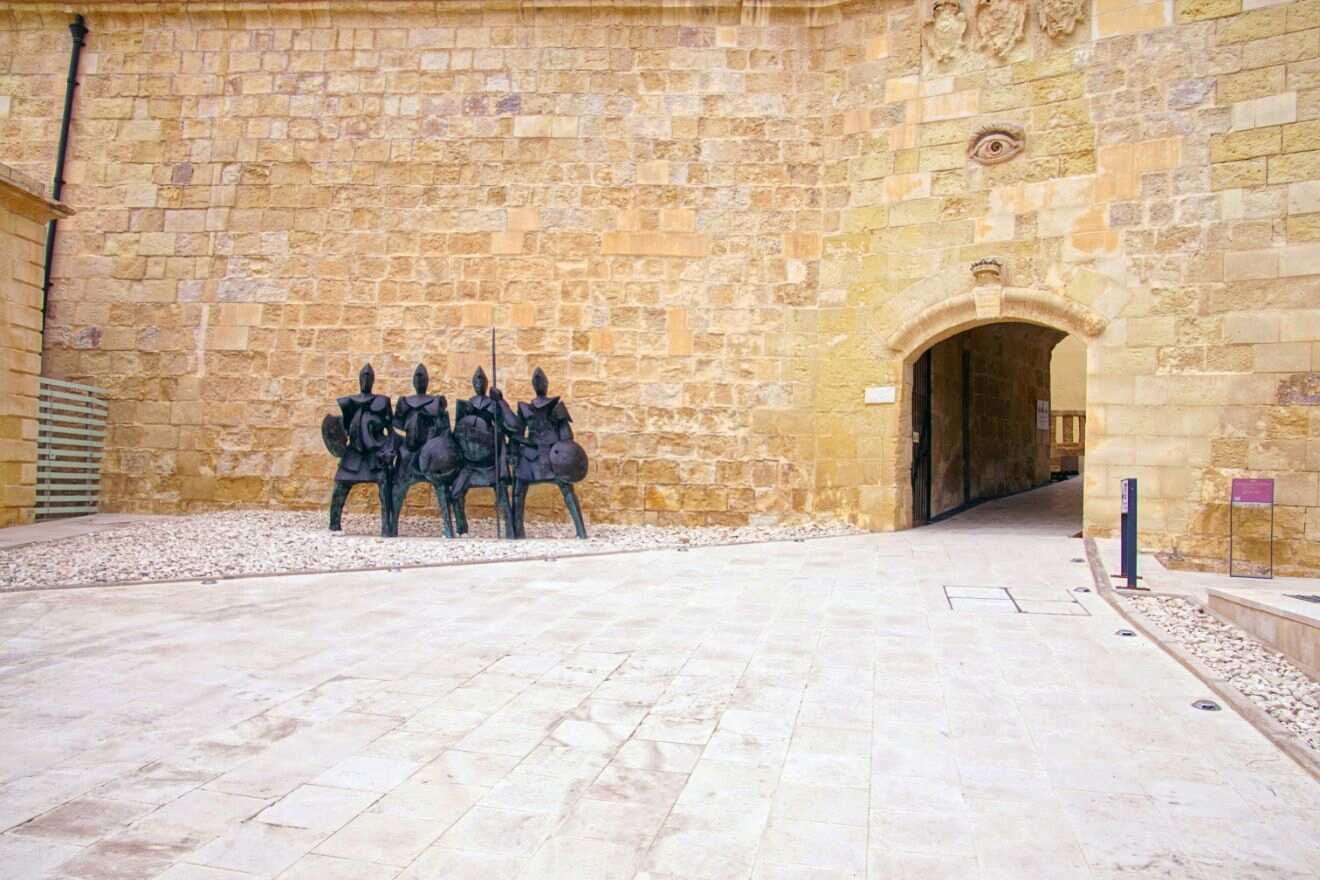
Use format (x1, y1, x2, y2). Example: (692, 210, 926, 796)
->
(0, 529, 858, 595)
(1084, 537, 1320, 783)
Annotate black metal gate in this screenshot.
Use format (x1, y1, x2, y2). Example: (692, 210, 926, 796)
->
(911, 349, 932, 525)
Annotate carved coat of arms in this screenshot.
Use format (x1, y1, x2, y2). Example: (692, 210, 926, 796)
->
(1037, 0, 1085, 39)
(975, 0, 1027, 58)
(923, 0, 968, 65)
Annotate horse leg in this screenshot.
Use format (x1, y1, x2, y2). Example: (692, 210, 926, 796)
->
(495, 481, 516, 539)
(329, 481, 352, 531)
(378, 479, 395, 537)
(512, 481, 529, 539)
(451, 479, 470, 535)
(559, 482, 587, 539)
(433, 480, 455, 539)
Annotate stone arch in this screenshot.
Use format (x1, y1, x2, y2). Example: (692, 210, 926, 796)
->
(884, 272, 1119, 531)
(885, 285, 1109, 360)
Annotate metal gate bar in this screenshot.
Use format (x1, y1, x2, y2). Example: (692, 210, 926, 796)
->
(35, 377, 108, 519)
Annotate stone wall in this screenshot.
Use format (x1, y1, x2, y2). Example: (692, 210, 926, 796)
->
(1, 0, 1319, 571)
(1050, 334, 1086, 411)
(0, 163, 66, 527)
(0, 2, 824, 527)
(928, 322, 1060, 518)
(812, 0, 1320, 573)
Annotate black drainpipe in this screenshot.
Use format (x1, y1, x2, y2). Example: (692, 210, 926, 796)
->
(40, 14, 88, 367)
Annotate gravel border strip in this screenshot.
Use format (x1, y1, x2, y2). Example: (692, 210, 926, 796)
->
(0, 530, 857, 595)
(1084, 537, 1320, 782)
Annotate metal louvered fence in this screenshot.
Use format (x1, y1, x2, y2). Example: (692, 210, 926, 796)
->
(35, 377, 108, 519)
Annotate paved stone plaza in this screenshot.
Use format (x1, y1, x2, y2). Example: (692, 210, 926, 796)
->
(1, 484, 1318, 879)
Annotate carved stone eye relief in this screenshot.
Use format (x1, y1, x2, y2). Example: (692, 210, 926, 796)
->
(968, 126, 1024, 165)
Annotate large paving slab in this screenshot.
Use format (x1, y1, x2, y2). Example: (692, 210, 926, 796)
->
(1, 489, 1317, 879)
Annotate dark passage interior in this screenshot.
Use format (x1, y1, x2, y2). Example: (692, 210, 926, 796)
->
(911, 322, 1068, 525)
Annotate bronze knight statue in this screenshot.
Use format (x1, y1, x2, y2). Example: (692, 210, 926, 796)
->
(510, 367, 589, 539)
(449, 366, 518, 537)
(319, 360, 589, 541)
(391, 363, 458, 538)
(322, 363, 395, 536)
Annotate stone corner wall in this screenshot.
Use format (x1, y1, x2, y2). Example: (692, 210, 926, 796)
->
(0, 164, 64, 528)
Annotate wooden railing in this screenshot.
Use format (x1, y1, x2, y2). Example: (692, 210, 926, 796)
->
(35, 377, 108, 518)
(1050, 408, 1085, 474)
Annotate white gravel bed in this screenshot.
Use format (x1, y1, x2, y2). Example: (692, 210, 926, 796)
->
(1123, 593, 1320, 754)
(0, 510, 861, 590)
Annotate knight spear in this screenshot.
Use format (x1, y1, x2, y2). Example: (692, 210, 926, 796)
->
(491, 326, 502, 540)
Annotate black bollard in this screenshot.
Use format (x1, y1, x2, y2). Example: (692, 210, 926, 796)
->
(1119, 477, 1138, 588)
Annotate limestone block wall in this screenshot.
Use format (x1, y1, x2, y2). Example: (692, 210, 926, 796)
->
(0, 2, 824, 527)
(0, 0, 1318, 571)
(814, 0, 1320, 573)
(0, 164, 66, 527)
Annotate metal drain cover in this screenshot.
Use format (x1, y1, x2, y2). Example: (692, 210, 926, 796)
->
(1192, 699, 1222, 711)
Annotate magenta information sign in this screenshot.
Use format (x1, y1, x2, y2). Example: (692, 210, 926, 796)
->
(1231, 478, 1274, 505)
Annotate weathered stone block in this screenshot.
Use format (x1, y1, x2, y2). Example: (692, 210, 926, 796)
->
(1282, 119, 1320, 153)
(1178, 0, 1242, 23)
(1224, 310, 1282, 343)
(1217, 66, 1287, 104)
(1026, 74, 1085, 105)
(1279, 243, 1320, 275)
(1287, 213, 1320, 241)
(1216, 6, 1286, 42)
(513, 116, 578, 138)
(1210, 126, 1282, 162)
(1098, 2, 1172, 36)
(1211, 157, 1269, 189)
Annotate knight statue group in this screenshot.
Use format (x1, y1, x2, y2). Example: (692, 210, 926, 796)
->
(321, 362, 589, 539)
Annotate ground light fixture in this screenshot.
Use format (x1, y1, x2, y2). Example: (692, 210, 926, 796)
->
(1073, 586, 1091, 593)
(1115, 628, 1137, 637)
(1192, 699, 1222, 711)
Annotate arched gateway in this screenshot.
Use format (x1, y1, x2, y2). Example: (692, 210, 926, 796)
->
(818, 267, 1121, 535)
(892, 275, 1113, 531)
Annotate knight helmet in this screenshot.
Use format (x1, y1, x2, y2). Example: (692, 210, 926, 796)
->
(358, 363, 375, 394)
(531, 366, 549, 398)
(413, 363, 429, 395)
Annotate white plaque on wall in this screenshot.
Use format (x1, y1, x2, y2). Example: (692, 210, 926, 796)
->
(1036, 399, 1050, 430)
(864, 385, 897, 405)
